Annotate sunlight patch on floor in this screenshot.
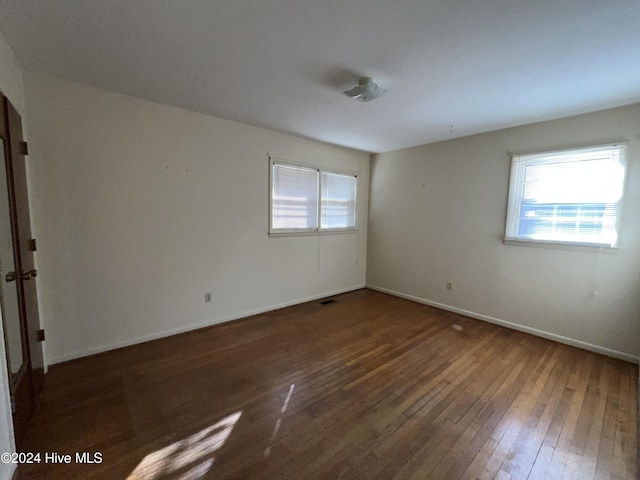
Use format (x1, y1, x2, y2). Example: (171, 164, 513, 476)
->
(264, 384, 295, 458)
(128, 411, 242, 480)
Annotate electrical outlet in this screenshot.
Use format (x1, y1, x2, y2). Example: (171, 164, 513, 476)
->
(446, 282, 453, 291)
(205, 292, 212, 303)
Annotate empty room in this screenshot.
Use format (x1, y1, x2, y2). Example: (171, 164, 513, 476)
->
(0, 1, 638, 479)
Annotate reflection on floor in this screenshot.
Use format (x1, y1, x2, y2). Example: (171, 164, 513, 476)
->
(128, 411, 241, 480)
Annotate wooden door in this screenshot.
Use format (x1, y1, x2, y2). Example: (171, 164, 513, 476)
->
(0, 96, 36, 450)
(5, 100, 45, 398)
(0, 95, 44, 449)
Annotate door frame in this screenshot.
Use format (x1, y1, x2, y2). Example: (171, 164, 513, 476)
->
(0, 106, 30, 393)
(0, 92, 44, 450)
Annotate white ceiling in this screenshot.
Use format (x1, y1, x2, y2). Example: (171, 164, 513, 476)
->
(1, 0, 639, 153)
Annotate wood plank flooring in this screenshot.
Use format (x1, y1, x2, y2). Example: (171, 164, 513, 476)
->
(18, 289, 638, 479)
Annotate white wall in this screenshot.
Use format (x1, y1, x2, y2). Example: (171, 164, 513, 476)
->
(367, 105, 640, 362)
(23, 72, 370, 365)
(0, 29, 20, 480)
(0, 32, 24, 116)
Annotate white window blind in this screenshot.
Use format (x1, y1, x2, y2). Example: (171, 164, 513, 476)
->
(271, 163, 319, 231)
(270, 159, 358, 234)
(321, 172, 357, 229)
(505, 144, 626, 247)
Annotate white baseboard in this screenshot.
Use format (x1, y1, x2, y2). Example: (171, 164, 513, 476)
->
(366, 284, 640, 365)
(48, 284, 365, 365)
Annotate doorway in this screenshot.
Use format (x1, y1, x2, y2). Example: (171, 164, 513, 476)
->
(0, 93, 44, 450)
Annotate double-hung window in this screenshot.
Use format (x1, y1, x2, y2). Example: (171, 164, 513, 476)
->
(504, 143, 626, 248)
(270, 158, 357, 234)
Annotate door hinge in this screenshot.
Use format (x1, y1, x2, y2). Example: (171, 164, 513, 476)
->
(29, 239, 37, 251)
(20, 141, 29, 155)
(37, 329, 45, 342)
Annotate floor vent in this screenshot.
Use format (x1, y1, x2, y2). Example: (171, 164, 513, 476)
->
(320, 299, 336, 305)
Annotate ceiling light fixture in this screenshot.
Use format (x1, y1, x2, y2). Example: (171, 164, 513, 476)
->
(343, 77, 386, 103)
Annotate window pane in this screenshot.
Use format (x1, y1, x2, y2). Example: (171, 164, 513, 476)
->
(505, 145, 625, 247)
(272, 164, 318, 230)
(517, 202, 613, 244)
(523, 158, 624, 204)
(321, 172, 356, 229)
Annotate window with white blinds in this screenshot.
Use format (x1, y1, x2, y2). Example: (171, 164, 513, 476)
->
(270, 159, 357, 233)
(504, 144, 626, 248)
(321, 172, 357, 229)
(271, 164, 319, 230)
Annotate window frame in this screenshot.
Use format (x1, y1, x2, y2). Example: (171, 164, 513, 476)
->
(269, 157, 358, 236)
(503, 143, 627, 250)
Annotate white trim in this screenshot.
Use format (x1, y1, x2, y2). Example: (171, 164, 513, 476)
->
(269, 156, 320, 172)
(269, 229, 359, 238)
(365, 284, 639, 365)
(503, 238, 619, 254)
(268, 155, 360, 178)
(47, 284, 366, 365)
(508, 140, 628, 159)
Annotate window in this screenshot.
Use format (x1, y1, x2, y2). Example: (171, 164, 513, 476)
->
(270, 159, 357, 233)
(504, 144, 626, 248)
(271, 164, 319, 230)
(321, 172, 357, 229)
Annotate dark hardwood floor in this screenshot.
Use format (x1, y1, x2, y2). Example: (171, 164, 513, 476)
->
(18, 289, 638, 479)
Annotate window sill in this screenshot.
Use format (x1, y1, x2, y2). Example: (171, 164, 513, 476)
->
(269, 229, 359, 238)
(503, 238, 618, 254)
